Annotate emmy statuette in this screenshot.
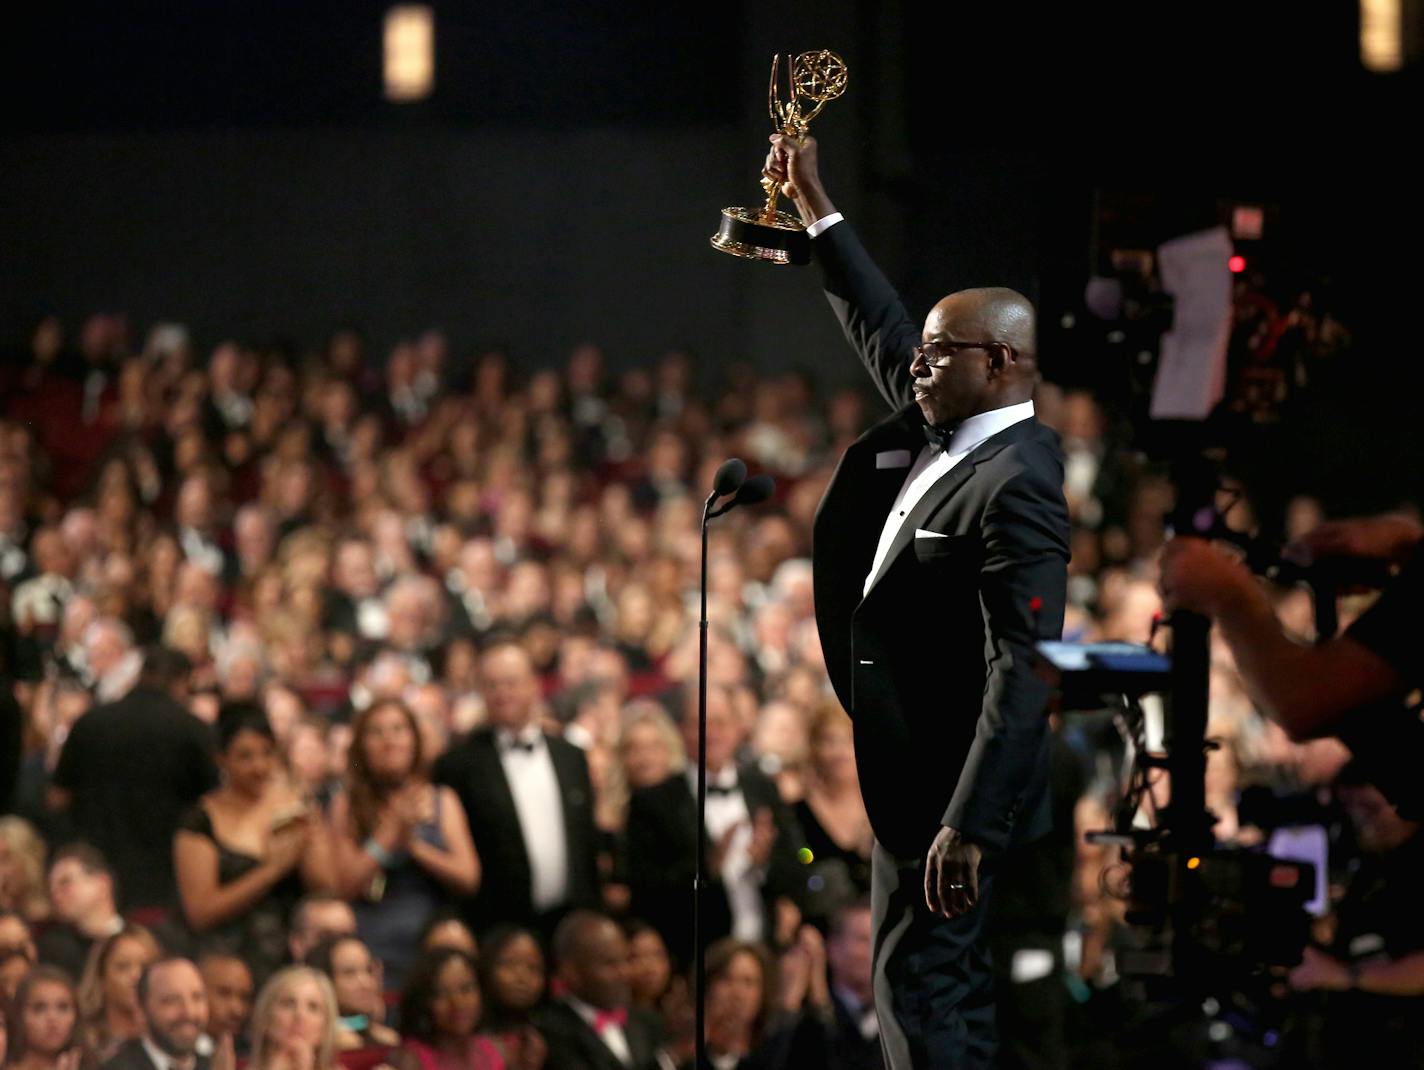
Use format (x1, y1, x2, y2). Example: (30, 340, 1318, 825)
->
(710, 50, 848, 266)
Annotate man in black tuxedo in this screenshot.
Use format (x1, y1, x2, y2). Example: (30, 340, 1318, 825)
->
(625, 685, 804, 968)
(765, 135, 1069, 1069)
(434, 641, 600, 934)
(101, 957, 213, 1070)
(37, 843, 125, 982)
(534, 911, 663, 1070)
(826, 899, 885, 1070)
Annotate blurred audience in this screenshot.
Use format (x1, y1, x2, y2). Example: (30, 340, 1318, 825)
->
(0, 312, 1396, 1070)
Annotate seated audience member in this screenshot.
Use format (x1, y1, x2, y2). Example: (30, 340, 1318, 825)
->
(303, 936, 398, 1050)
(99, 957, 211, 1070)
(692, 940, 831, 1070)
(1, 910, 40, 1002)
(476, 928, 546, 1060)
(174, 704, 335, 984)
(626, 687, 804, 968)
(0, 816, 51, 924)
(392, 948, 542, 1070)
(287, 896, 358, 967)
(534, 911, 663, 1070)
(329, 700, 479, 991)
(622, 922, 671, 1015)
(433, 643, 601, 934)
(6, 966, 81, 1070)
(247, 967, 340, 1070)
(198, 953, 253, 1057)
(39, 844, 124, 982)
(1286, 765, 1424, 1068)
(49, 647, 218, 913)
(822, 900, 881, 1070)
(418, 914, 479, 959)
(78, 926, 161, 1063)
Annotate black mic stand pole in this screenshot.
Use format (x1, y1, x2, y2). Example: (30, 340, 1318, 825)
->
(692, 464, 770, 1066)
(694, 487, 713, 1070)
(694, 458, 745, 1068)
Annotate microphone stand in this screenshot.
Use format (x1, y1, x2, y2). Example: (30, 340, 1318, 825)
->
(693, 463, 770, 1068)
(695, 486, 714, 1070)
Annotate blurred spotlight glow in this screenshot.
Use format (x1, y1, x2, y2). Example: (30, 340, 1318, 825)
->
(385, 5, 435, 101)
(1360, 0, 1403, 72)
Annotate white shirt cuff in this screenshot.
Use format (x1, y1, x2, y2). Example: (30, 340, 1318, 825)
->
(806, 212, 844, 238)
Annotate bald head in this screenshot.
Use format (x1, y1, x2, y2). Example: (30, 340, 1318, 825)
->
(927, 288, 1037, 363)
(913, 287, 1038, 428)
(552, 911, 630, 1010)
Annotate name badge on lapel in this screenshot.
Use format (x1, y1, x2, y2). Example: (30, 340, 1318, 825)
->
(875, 449, 912, 470)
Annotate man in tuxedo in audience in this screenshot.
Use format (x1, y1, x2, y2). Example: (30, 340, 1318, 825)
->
(435, 641, 600, 933)
(765, 134, 1069, 1069)
(826, 899, 885, 1070)
(534, 911, 662, 1070)
(287, 894, 357, 965)
(625, 685, 804, 968)
(37, 843, 125, 981)
(100, 957, 213, 1070)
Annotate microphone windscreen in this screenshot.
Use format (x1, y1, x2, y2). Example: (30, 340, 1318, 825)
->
(734, 474, 776, 506)
(713, 458, 748, 496)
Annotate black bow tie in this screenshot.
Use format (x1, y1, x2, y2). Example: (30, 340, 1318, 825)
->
(707, 782, 738, 797)
(922, 423, 954, 450)
(502, 738, 537, 754)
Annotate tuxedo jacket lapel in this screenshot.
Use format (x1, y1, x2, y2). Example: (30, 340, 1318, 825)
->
(547, 736, 590, 833)
(473, 733, 522, 830)
(860, 418, 1034, 604)
(861, 451, 981, 603)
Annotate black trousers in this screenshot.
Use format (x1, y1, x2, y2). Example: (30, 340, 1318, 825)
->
(871, 839, 997, 1069)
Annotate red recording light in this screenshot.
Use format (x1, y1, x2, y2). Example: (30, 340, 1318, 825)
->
(1030, 596, 1043, 613)
(1228, 255, 1247, 274)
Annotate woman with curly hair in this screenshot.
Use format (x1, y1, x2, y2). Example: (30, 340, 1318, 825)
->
(328, 699, 478, 991)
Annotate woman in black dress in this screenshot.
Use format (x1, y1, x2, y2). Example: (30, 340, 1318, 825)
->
(174, 703, 335, 985)
(791, 700, 872, 926)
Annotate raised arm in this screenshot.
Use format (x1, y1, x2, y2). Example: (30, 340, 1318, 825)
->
(764, 134, 920, 411)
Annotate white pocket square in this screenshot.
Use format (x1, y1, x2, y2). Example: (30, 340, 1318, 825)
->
(875, 449, 912, 470)
(914, 528, 949, 539)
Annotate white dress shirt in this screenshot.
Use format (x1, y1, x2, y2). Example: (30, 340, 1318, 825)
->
(687, 766, 764, 942)
(498, 726, 570, 912)
(863, 400, 1036, 596)
(142, 1037, 196, 1070)
(565, 995, 633, 1067)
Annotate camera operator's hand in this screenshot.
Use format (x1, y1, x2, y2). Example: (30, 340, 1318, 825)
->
(1288, 946, 1352, 992)
(764, 134, 837, 228)
(1285, 514, 1424, 568)
(1159, 537, 1254, 617)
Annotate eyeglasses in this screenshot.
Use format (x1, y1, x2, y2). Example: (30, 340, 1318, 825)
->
(911, 340, 1014, 369)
